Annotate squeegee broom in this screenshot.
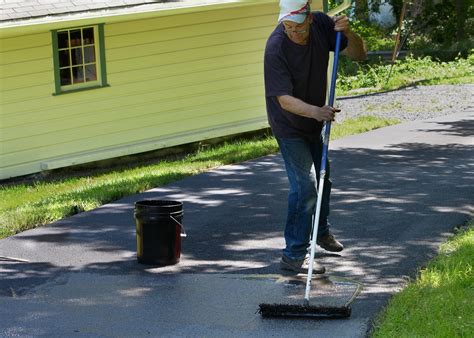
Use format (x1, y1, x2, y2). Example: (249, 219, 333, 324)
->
(259, 32, 349, 319)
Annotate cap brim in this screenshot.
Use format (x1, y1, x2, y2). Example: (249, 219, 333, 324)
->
(278, 13, 307, 24)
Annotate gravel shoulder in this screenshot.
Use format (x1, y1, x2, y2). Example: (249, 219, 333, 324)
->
(337, 84, 474, 122)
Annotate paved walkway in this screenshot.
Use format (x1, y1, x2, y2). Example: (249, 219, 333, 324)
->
(1, 110, 473, 337)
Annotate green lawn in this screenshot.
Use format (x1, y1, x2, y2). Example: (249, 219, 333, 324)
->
(371, 220, 474, 337)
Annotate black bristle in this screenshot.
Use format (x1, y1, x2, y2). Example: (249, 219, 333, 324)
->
(258, 303, 351, 319)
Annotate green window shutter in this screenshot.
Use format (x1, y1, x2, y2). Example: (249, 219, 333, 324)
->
(98, 23, 108, 87)
(51, 29, 62, 95)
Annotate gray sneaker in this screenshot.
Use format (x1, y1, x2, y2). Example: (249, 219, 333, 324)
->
(280, 255, 326, 274)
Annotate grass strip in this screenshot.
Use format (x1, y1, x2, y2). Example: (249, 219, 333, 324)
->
(338, 54, 473, 96)
(372, 220, 474, 337)
(0, 116, 399, 239)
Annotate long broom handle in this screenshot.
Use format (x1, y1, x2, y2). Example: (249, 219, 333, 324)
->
(304, 31, 342, 305)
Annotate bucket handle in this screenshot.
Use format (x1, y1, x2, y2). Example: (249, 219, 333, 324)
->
(170, 215, 187, 237)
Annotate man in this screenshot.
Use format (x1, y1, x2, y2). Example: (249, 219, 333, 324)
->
(264, 0, 367, 274)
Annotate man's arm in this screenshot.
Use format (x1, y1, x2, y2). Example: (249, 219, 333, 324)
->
(333, 15, 367, 61)
(341, 30, 367, 60)
(277, 95, 339, 122)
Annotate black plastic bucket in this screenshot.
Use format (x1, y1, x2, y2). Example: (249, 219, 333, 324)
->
(134, 200, 186, 266)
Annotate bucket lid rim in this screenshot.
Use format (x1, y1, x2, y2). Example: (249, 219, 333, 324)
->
(135, 200, 183, 206)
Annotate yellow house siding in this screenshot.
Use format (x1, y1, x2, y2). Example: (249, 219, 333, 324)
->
(0, 2, 279, 179)
(0, 36, 53, 93)
(0, 32, 54, 122)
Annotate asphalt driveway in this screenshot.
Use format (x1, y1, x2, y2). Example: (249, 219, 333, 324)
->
(1, 110, 472, 337)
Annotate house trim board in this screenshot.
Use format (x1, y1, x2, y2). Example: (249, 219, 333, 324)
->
(39, 116, 268, 170)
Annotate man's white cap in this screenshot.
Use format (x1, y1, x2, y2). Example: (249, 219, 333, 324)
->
(278, 0, 311, 24)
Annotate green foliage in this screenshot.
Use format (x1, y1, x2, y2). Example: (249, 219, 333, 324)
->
(407, 0, 474, 50)
(372, 223, 474, 337)
(350, 18, 394, 51)
(337, 52, 474, 95)
(332, 0, 473, 53)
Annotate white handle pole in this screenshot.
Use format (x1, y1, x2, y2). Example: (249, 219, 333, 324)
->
(304, 172, 326, 305)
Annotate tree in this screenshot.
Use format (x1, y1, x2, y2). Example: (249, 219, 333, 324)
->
(455, 0, 465, 40)
(354, 0, 370, 22)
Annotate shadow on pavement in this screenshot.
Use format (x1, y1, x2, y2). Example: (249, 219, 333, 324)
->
(418, 118, 474, 136)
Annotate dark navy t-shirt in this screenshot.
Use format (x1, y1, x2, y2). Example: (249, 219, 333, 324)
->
(264, 12, 348, 138)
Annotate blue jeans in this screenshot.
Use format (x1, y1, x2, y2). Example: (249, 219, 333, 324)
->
(277, 137, 332, 260)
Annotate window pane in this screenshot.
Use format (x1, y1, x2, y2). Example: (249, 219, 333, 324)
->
(83, 28, 94, 45)
(58, 31, 69, 49)
(55, 26, 103, 91)
(85, 64, 97, 82)
(59, 50, 70, 67)
(71, 48, 83, 66)
(60, 68, 71, 86)
(84, 46, 96, 63)
(70, 29, 82, 47)
(72, 66, 84, 84)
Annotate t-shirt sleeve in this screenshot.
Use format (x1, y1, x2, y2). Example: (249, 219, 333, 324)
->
(264, 49, 293, 97)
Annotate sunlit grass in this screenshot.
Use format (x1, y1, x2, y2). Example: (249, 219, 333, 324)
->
(371, 221, 474, 337)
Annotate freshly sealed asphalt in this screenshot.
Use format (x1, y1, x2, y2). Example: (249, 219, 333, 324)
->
(1, 110, 472, 337)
